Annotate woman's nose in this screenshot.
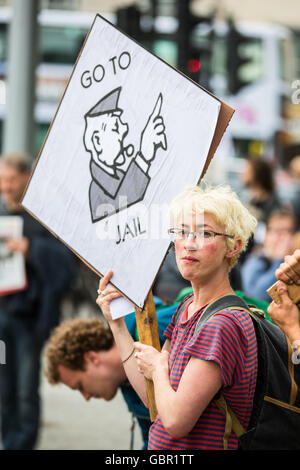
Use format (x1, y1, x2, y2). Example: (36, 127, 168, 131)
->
(184, 233, 198, 250)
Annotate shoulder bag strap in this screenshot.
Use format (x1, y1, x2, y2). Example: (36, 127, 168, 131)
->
(193, 294, 250, 448)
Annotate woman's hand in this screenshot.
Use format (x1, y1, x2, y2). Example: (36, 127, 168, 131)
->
(96, 270, 123, 324)
(134, 341, 169, 380)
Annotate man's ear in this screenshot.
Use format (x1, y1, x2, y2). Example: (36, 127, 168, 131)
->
(84, 351, 101, 365)
(225, 237, 243, 260)
(91, 130, 103, 155)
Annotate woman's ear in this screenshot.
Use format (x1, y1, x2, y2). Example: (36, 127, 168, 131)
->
(225, 237, 243, 260)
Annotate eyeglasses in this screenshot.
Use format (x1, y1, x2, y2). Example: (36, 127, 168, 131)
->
(168, 228, 235, 244)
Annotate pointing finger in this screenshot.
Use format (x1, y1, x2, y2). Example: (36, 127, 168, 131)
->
(150, 93, 163, 120)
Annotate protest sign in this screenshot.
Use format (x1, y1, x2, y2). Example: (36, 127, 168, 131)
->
(22, 14, 234, 317)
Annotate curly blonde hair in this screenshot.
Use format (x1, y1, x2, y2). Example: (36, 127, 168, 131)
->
(45, 318, 114, 385)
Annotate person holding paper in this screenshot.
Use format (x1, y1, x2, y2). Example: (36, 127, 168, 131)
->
(96, 184, 258, 450)
(0, 153, 72, 450)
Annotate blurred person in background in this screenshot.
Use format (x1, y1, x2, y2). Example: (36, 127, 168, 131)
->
(241, 208, 297, 303)
(241, 157, 279, 224)
(0, 153, 72, 450)
(45, 300, 176, 450)
(241, 157, 280, 249)
(285, 155, 300, 230)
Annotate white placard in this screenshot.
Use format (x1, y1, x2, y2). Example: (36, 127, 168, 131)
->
(0, 216, 26, 294)
(110, 296, 135, 320)
(22, 15, 222, 316)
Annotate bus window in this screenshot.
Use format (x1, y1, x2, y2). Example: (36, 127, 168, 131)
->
(295, 33, 300, 79)
(279, 36, 297, 82)
(35, 122, 49, 154)
(211, 35, 227, 76)
(0, 22, 8, 63)
(0, 19, 89, 66)
(39, 25, 88, 64)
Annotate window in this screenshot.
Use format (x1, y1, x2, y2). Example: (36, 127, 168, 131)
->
(39, 25, 87, 64)
(0, 22, 8, 62)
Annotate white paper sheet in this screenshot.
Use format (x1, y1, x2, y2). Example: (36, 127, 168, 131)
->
(0, 216, 26, 294)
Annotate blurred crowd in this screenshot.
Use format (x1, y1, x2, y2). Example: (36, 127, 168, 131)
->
(237, 154, 300, 302)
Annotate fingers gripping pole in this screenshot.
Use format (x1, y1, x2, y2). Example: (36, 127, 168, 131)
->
(267, 281, 300, 304)
(134, 291, 161, 422)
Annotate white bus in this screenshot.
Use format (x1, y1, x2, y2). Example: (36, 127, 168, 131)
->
(209, 21, 299, 157)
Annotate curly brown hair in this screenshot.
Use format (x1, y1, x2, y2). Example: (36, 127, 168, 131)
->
(45, 318, 114, 385)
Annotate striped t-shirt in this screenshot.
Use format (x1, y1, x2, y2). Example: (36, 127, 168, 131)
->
(148, 294, 258, 450)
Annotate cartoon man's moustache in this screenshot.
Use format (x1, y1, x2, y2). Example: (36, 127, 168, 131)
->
(115, 144, 134, 166)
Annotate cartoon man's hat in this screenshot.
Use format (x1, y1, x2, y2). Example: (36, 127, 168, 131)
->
(86, 87, 122, 117)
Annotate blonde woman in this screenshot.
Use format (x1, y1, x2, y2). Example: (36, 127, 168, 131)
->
(97, 185, 258, 450)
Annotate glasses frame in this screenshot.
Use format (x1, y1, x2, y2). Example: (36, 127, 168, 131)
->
(168, 228, 235, 242)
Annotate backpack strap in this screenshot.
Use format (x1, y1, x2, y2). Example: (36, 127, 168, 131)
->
(193, 294, 254, 449)
(194, 293, 263, 337)
(174, 293, 258, 449)
(174, 293, 257, 328)
(214, 394, 246, 449)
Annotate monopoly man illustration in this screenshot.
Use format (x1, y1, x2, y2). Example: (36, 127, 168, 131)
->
(83, 86, 168, 223)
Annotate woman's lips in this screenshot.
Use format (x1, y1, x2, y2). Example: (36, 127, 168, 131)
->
(182, 256, 198, 263)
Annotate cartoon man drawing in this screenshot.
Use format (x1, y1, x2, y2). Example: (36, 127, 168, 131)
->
(83, 87, 167, 223)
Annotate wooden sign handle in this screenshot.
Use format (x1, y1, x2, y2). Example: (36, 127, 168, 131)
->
(134, 290, 161, 422)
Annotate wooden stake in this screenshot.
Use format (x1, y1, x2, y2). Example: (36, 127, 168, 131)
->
(134, 290, 161, 422)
